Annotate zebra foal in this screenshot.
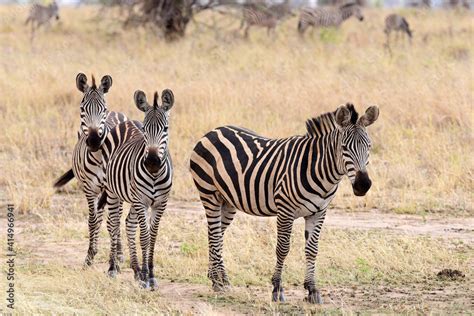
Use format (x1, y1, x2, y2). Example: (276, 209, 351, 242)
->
(53, 73, 127, 267)
(298, 3, 364, 36)
(25, 1, 60, 34)
(190, 103, 379, 303)
(98, 89, 174, 289)
(240, 1, 293, 38)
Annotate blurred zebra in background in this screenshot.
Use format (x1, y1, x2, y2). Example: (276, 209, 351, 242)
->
(384, 14, 413, 46)
(190, 103, 379, 304)
(240, 0, 293, 38)
(53, 73, 128, 267)
(25, 1, 60, 35)
(98, 90, 174, 289)
(297, 3, 364, 36)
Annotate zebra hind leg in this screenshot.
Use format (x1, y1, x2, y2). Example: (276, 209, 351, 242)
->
(202, 193, 229, 291)
(106, 193, 122, 278)
(271, 212, 294, 302)
(116, 203, 125, 263)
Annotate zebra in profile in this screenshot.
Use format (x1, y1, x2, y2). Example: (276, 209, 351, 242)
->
(240, 0, 293, 38)
(97, 89, 174, 289)
(190, 103, 379, 303)
(297, 3, 364, 36)
(25, 1, 60, 34)
(53, 73, 127, 267)
(384, 14, 413, 46)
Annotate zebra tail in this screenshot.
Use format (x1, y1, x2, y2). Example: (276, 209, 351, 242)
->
(97, 191, 107, 210)
(25, 17, 31, 25)
(53, 169, 75, 188)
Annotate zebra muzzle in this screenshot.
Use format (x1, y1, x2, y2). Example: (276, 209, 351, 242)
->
(86, 128, 102, 152)
(353, 171, 372, 196)
(144, 149, 162, 174)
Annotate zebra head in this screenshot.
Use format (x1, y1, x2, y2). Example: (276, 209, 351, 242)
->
(76, 73, 113, 152)
(340, 3, 364, 22)
(335, 104, 379, 196)
(50, 1, 59, 20)
(134, 89, 174, 174)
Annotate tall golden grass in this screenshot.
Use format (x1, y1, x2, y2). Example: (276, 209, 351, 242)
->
(0, 6, 472, 216)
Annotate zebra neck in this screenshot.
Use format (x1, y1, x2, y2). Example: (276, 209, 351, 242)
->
(310, 131, 345, 186)
(340, 8, 354, 21)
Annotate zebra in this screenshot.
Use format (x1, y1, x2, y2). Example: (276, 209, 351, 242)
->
(297, 3, 364, 36)
(384, 14, 413, 46)
(53, 73, 128, 267)
(240, 0, 293, 38)
(25, 1, 60, 34)
(97, 89, 174, 289)
(190, 103, 379, 303)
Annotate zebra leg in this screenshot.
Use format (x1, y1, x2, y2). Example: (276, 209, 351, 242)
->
(244, 24, 251, 39)
(148, 202, 166, 290)
(116, 203, 124, 263)
(106, 194, 122, 278)
(303, 210, 327, 304)
(271, 213, 294, 302)
(202, 194, 229, 291)
(83, 193, 104, 267)
(136, 203, 151, 288)
(220, 204, 236, 235)
(126, 209, 140, 281)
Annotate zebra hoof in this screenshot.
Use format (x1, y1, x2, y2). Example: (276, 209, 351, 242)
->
(138, 279, 149, 289)
(148, 278, 158, 291)
(211, 281, 229, 292)
(305, 290, 323, 304)
(272, 288, 285, 302)
(107, 270, 118, 278)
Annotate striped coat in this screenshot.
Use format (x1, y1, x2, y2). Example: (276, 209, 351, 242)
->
(190, 104, 379, 303)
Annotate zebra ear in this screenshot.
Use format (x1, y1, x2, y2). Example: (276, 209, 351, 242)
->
(335, 105, 351, 128)
(134, 90, 150, 112)
(99, 75, 113, 94)
(161, 89, 174, 111)
(359, 106, 379, 127)
(76, 73, 88, 93)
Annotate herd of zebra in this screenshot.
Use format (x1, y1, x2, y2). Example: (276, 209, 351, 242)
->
(53, 73, 379, 304)
(26, 1, 414, 45)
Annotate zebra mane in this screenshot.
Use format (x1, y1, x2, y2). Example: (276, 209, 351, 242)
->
(339, 2, 358, 9)
(305, 112, 338, 138)
(90, 75, 97, 90)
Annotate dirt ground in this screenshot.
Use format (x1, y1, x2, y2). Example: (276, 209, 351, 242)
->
(2, 198, 472, 314)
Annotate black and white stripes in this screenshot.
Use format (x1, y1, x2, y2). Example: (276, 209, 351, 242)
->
(298, 3, 364, 36)
(190, 103, 379, 303)
(99, 89, 174, 289)
(53, 73, 127, 267)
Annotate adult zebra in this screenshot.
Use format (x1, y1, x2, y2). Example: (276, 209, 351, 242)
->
(384, 14, 413, 46)
(190, 103, 379, 303)
(240, 0, 293, 38)
(53, 73, 127, 267)
(97, 89, 174, 289)
(297, 3, 364, 36)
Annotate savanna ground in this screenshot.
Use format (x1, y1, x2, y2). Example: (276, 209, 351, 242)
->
(0, 4, 473, 314)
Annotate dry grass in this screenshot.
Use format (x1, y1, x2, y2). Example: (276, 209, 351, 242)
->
(0, 6, 472, 215)
(0, 5, 473, 314)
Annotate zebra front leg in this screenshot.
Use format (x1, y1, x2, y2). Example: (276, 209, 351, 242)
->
(303, 210, 327, 304)
(126, 209, 140, 281)
(106, 194, 122, 278)
(83, 192, 105, 267)
(271, 213, 294, 302)
(148, 202, 166, 290)
(116, 203, 124, 263)
(136, 204, 151, 288)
